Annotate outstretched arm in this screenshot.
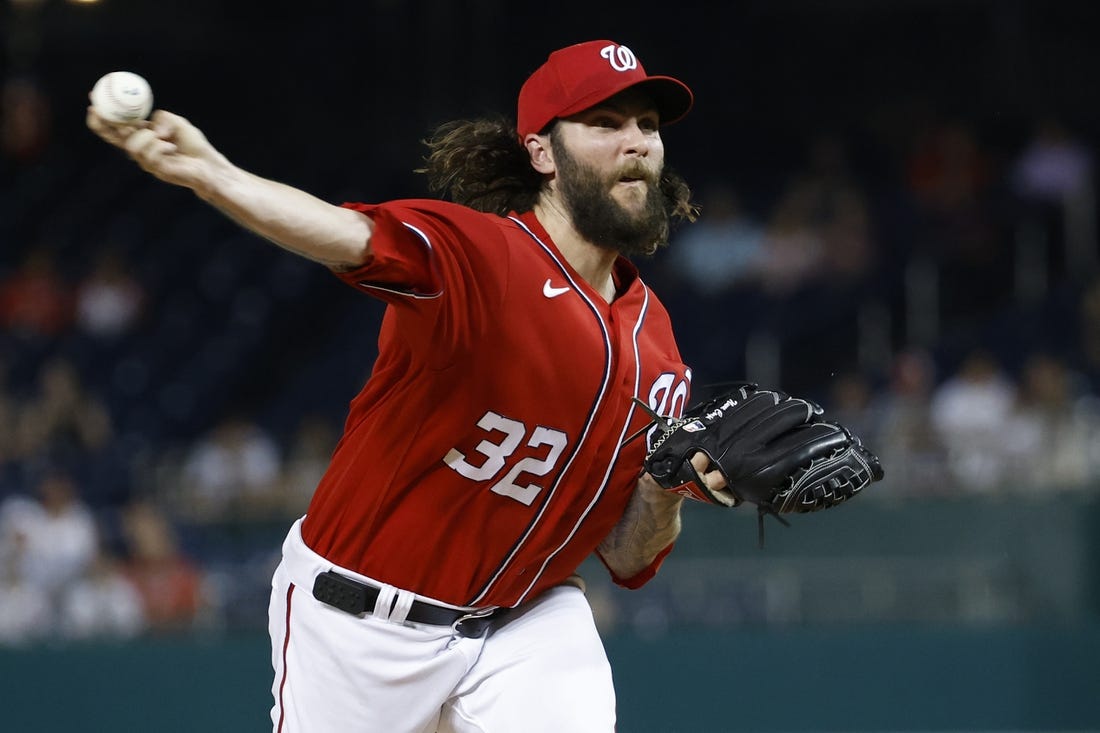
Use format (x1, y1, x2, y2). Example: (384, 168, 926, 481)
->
(86, 108, 372, 270)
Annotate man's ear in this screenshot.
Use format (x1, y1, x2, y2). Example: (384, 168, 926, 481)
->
(524, 133, 554, 175)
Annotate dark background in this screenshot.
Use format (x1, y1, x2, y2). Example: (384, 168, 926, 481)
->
(5, 0, 1100, 425)
(11, 1, 1100, 167)
(10, 0, 1099, 198)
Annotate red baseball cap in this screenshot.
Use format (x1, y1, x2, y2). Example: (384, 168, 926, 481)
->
(517, 40, 694, 138)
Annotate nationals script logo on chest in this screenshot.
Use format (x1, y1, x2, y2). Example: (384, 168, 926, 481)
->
(600, 44, 638, 72)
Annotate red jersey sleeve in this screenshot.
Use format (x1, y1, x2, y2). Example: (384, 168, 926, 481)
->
(336, 202, 444, 298)
(332, 199, 511, 367)
(596, 542, 675, 590)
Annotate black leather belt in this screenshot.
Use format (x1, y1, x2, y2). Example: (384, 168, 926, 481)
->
(312, 570, 505, 638)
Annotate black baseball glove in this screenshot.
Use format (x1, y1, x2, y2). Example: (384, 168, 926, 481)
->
(639, 383, 883, 540)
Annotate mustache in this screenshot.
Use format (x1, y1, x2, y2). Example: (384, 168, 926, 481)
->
(614, 161, 660, 185)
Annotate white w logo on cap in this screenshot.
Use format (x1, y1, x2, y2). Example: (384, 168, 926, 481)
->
(600, 44, 638, 72)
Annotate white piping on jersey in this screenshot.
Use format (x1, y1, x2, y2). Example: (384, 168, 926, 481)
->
(468, 216, 643, 607)
(355, 222, 443, 299)
(513, 284, 650, 606)
(469, 215, 613, 605)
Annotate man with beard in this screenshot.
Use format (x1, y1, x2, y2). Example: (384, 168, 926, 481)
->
(88, 40, 710, 732)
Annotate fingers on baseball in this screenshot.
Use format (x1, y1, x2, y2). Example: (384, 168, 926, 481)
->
(152, 111, 213, 157)
(149, 110, 184, 138)
(124, 128, 179, 170)
(86, 107, 143, 146)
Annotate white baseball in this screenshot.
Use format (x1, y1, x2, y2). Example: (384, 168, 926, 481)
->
(90, 71, 153, 124)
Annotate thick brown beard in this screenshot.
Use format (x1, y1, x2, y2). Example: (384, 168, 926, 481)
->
(550, 135, 670, 257)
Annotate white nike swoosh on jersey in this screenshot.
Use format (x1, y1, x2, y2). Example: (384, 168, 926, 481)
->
(543, 280, 571, 298)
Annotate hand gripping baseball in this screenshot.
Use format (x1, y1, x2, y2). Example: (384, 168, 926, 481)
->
(87, 107, 225, 191)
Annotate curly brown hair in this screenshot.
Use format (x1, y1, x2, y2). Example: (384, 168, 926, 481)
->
(417, 116, 698, 234)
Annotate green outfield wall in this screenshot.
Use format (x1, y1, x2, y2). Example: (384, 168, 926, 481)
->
(3, 626, 1098, 732)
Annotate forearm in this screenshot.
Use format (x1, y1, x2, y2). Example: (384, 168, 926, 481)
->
(195, 162, 372, 269)
(597, 473, 683, 580)
(88, 109, 373, 269)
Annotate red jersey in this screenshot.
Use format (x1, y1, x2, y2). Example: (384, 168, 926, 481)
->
(300, 199, 691, 608)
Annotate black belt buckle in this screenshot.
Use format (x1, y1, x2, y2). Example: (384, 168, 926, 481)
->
(313, 570, 373, 615)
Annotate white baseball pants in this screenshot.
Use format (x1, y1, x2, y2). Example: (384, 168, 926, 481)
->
(268, 519, 617, 732)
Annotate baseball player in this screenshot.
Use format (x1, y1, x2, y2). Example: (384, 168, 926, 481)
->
(86, 40, 743, 732)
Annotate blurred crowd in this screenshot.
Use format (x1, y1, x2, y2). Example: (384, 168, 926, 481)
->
(2, 65, 1099, 644)
(650, 114, 1100, 502)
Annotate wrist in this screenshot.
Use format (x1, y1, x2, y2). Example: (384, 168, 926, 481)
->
(193, 154, 237, 201)
(638, 472, 685, 508)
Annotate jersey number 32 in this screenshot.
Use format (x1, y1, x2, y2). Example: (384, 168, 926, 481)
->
(442, 373, 689, 506)
(443, 411, 569, 506)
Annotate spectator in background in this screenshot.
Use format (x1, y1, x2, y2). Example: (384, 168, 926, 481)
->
(12, 356, 113, 469)
(825, 370, 879, 447)
(178, 413, 282, 520)
(57, 546, 146, 640)
(0, 470, 99, 605)
(905, 119, 1002, 320)
(0, 532, 52, 645)
(789, 134, 876, 287)
(756, 183, 825, 296)
(1001, 353, 1096, 492)
(1011, 116, 1094, 205)
(657, 183, 766, 379)
(74, 246, 146, 342)
(819, 187, 875, 288)
(872, 348, 950, 496)
(278, 413, 338, 518)
(1010, 116, 1096, 285)
(665, 183, 765, 297)
(929, 349, 1017, 492)
(120, 501, 202, 633)
(0, 245, 73, 341)
(907, 119, 993, 217)
(0, 76, 51, 166)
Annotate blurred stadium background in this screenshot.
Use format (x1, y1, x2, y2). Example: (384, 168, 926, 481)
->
(2, 0, 1099, 731)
